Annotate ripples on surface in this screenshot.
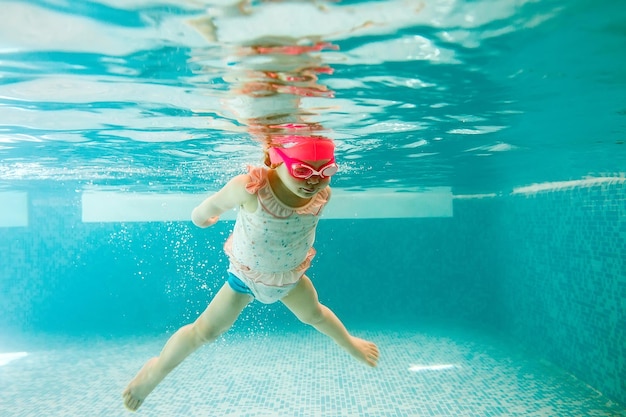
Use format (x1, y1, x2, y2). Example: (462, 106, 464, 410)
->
(0, 0, 624, 193)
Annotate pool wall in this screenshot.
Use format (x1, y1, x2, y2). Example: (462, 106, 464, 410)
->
(0, 181, 624, 406)
(489, 181, 625, 407)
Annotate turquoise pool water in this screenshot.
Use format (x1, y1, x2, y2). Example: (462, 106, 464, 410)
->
(1, 0, 625, 416)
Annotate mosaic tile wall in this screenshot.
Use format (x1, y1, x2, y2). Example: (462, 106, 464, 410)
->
(0, 192, 241, 335)
(0, 192, 494, 337)
(476, 180, 626, 407)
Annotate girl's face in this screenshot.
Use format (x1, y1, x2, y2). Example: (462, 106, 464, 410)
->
(274, 160, 332, 200)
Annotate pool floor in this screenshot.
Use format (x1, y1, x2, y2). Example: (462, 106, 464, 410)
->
(1, 325, 624, 416)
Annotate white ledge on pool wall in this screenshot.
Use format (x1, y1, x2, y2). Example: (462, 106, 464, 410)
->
(0, 191, 28, 227)
(81, 192, 234, 223)
(324, 188, 452, 219)
(81, 188, 453, 223)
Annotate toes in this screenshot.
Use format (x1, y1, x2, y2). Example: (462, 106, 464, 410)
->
(126, 398, 141, 411)
(368, 344, 380, 366)
(369, 344, 380, 357)
(123, 390, 142, 411)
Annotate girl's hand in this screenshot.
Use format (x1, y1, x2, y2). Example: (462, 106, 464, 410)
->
(204, 216, 219, 227)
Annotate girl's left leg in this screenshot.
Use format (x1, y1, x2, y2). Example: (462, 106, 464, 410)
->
(280, 275, 379, 367)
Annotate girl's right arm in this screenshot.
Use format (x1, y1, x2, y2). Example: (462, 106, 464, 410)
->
(191, 174, 252, 228)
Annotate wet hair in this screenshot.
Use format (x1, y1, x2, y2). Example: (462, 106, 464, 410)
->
(262, 144, 282, 168)
(263, 148, 273, 167)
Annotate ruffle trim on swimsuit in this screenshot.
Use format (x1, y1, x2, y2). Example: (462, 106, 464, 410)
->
(225, 237, 316, 287)
(245, 166, 329, 218)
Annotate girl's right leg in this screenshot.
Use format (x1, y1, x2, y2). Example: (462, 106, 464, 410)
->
(123, 283, 252, 411)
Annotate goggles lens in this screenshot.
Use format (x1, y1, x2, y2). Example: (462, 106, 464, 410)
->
(290, 161, 338, 179)
(273, 147, 338, 179)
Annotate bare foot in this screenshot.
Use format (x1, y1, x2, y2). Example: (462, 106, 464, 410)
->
(122, 357, 163, 411)
(346, 336, 380, 367)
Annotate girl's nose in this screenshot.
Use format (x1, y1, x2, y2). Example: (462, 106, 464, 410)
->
(307, 175, 320, 184)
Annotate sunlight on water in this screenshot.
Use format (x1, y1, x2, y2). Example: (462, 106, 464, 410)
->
(0, 352, 28, 367)
(408, 363, 456, 372)
(0, 0, 624, 194)
(512, 176, 626, 195)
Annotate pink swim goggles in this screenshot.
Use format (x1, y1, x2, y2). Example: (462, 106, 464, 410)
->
(269, 140, 338, 180)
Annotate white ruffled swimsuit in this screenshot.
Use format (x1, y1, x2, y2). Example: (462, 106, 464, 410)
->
(224, 166, 330, 303)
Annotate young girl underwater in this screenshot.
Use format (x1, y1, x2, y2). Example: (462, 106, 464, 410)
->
(123, 138, 379, 411)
